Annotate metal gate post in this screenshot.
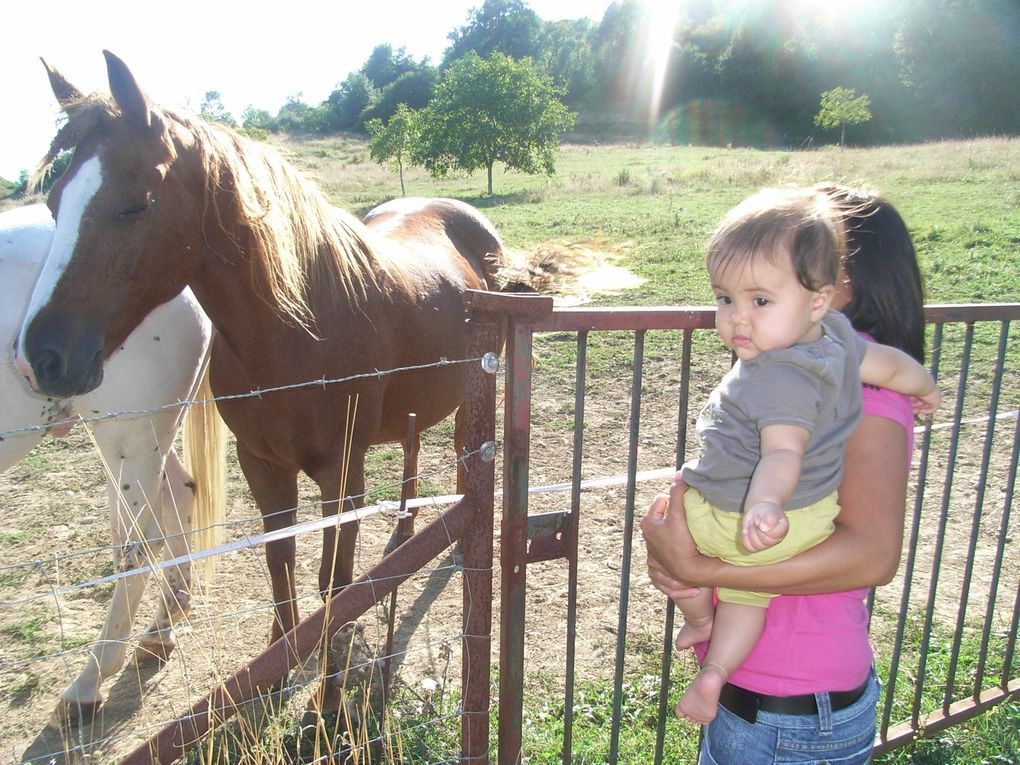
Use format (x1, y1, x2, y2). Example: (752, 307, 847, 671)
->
(460, 298, 499, 764)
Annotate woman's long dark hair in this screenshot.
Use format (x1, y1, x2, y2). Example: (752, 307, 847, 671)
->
(819, 184, 927, 363)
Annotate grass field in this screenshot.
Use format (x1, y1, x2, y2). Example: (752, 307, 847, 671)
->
(276, 134, 1019, 308)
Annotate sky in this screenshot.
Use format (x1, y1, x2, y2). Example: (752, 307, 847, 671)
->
(1, 0, 613, 181)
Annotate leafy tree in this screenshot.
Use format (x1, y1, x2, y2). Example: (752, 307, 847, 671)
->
(366, 104, 421, 196)
(361, 44, 419, 89)
(536, 18, 599, 107)
(892, 0, 1020, 138)
(360, 67, 437, 126)
(444, 0, 542, 64)
(814, 87, 872, 145)
(199, 91, 237, 127)
(240, 106, 275, 139)
(417, 52, 575, 195)
(323, 72, 379, 132)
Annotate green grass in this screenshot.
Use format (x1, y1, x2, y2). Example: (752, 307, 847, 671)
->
(278, 135, 1020, 309)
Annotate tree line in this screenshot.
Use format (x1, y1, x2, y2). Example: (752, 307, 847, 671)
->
(7, 0, 1016, 197)
(217, 0, 1018, 147)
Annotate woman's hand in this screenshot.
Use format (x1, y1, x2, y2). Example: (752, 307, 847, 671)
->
(641, 476, 717, 598)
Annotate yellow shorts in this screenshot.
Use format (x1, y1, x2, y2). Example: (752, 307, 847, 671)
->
(684, 488, 839, 607)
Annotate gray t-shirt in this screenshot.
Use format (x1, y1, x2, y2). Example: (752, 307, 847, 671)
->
(682, 310, 867, 512)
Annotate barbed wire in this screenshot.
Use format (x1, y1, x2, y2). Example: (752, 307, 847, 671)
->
(0, 437, 479, 578)
(0, 354, 485, 441)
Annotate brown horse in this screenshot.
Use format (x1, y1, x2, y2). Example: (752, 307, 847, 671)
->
(16, 51, 512, 713)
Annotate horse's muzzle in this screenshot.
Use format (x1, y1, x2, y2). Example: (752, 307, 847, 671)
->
(22, 318, 105, 398)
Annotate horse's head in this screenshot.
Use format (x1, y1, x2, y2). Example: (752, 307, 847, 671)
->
(15, 51, 199, 397)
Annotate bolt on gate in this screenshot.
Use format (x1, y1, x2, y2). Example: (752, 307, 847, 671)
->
(492, 295, 1019, 764)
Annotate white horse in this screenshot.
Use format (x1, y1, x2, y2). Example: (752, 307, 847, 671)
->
(1, 204, 226, 726)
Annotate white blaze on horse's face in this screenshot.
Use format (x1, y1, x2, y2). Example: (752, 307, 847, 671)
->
(14, 154, 104, 385)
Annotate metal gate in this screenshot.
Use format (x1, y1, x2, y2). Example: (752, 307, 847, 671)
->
(494, 296, 1019, 764)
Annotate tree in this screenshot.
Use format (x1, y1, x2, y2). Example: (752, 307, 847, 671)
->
(814, 87, 872, 145)
(240, 106, 275, 139)
(361, 44, 419, 89)
(366, 104, 421, 196)
(360, 67, 437, 126)
(444, 0, 542, 63)
(417, 52, 575, 195)
(323, 72, 379, 132)
(199, 91, 237, 127)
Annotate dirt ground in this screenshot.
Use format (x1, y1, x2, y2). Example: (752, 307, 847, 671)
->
(1, 277, 1016, 764)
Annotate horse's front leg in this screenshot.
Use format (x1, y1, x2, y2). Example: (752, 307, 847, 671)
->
(308, 450, 366, 722)
(136, 448, 197, 663)
(52, 444, 165, 727)
(236, 444, 301, 646)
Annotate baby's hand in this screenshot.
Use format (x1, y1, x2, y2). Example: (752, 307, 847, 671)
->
(743, 501, 789, 552)
(912, 387, 941, 415)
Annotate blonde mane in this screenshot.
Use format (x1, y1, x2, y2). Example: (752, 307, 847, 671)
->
(43, 95, 407, 332)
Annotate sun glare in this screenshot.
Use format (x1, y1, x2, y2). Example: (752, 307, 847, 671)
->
(795, 0, 880, 23)
(644, 2, 681, 123)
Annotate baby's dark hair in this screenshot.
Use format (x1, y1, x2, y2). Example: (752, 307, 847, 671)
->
(707, 187, 843, 291)
(816, 183, 927, 363)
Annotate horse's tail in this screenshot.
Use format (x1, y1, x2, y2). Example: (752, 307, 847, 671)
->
(495, 243, 590, 295)
(182, 360, 227, 579)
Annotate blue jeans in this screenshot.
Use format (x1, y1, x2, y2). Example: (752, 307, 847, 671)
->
(698, 671, 879, 764)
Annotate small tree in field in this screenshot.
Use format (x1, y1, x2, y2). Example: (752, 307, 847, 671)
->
(366, 104, 421, 196)
(814, 87, 872, 146)
(416, 52, 575, 195)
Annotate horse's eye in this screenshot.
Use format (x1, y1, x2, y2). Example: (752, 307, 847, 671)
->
(117, 204, 149, 221)
(116, 201, 154, 221)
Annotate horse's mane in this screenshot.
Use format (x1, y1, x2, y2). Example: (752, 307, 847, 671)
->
(40, 94, 406, 332)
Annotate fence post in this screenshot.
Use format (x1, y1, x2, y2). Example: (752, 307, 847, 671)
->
(459, 298, 499, 763)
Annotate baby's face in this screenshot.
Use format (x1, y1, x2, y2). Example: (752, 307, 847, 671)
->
(710, 253, 832, 361)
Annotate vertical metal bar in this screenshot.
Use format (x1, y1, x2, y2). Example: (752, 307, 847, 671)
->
(562, 331, 588, 765)
(655, 328, 694, 763)
(914, 323, 972, 721)
(948, 322, 1008, 700)
(609, 330, 646, 764)
(499, 316, 535, 765)
(1005, 579, 1020, 692)
(985, 324, 1019, 691)
(383, 413, 418, 702)
(461, 312, 498, 765)
(881, 322, 942, 738)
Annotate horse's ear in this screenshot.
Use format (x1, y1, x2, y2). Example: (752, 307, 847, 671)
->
(41, 58, 84, 112)
(103, 50, 153, 129)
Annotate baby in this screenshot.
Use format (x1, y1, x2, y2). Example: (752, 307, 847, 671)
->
(673, 187, 939, 724)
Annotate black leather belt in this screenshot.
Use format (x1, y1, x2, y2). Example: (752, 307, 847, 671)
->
(718, 679, 869, 724)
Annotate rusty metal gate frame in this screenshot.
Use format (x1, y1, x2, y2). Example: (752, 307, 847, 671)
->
(496, 298, 1020, 765)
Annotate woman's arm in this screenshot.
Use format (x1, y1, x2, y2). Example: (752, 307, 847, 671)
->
(642, 413, 909, 595)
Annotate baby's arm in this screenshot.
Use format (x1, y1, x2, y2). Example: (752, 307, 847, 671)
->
(859, 343, 940, 414)
(743, 423, 811, 551)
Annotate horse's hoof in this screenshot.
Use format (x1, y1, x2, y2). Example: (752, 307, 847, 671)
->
(383, 530, 412, 555)
(136, 630, 177, 665)
(163, 590, 193, 624)
(48, 697, 103, 729)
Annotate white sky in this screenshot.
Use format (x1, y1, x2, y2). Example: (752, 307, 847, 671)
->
(1, 0, 613, 180)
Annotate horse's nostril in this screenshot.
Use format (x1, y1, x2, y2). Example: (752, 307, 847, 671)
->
(35, 349, 65, 385)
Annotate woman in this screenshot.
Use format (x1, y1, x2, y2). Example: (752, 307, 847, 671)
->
(641, 184, 927, 764)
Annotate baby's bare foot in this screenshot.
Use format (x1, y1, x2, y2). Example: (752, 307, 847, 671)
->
(674, 617, 713, 652)
(675, 663, 727, 725)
